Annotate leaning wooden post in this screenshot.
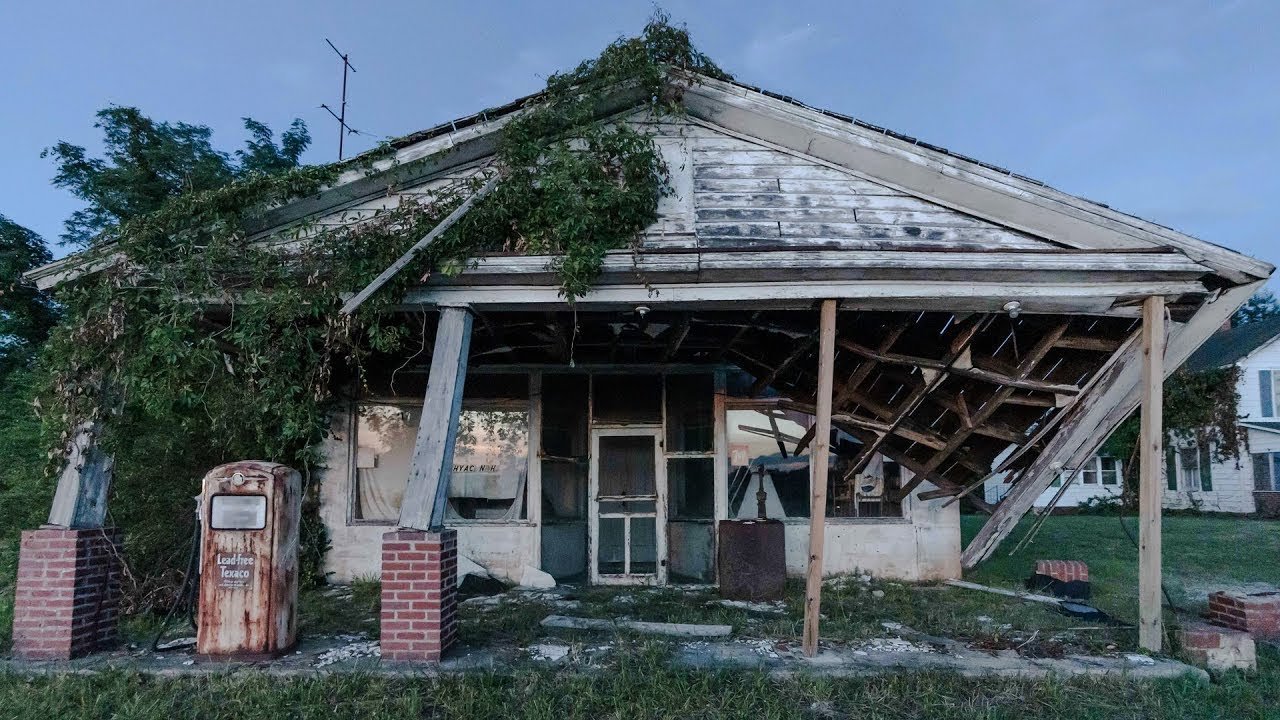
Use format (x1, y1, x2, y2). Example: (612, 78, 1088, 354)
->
(399, 306, 473, 531)
(802, 299, 838, 657)
(381, 305, 471, 664)
(1138, 295, 1165, 652)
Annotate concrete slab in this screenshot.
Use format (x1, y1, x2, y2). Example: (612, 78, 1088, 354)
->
(541, 614, 733, 638)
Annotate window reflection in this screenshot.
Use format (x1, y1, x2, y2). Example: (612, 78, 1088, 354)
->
(352, 404, 529, 522)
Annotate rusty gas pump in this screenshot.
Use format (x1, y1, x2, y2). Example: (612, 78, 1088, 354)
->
(196, 461, 301, 660)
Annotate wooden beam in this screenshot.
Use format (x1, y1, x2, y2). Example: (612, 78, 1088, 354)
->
(1138, 295, 1165, 652)
(1054, 335, 1124, 352)
(339, 176, 499, 316)
(837, 339, 1080, 396)
(46, 421, 113, 529)
(900, 322, 1068, 498)
(842, 316, 989, 483)
(802, 299, 837, 658)
(399, 307, 473, 530)
(663, 314, 692, 361)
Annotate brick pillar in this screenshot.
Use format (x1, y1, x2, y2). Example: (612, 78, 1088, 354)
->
(11, 528, 122, 660)
(379, 529, 458, 663)
(1206, 591, 1280, 639)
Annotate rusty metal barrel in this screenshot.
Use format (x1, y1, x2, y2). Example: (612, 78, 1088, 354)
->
(717, 519, 785, 600)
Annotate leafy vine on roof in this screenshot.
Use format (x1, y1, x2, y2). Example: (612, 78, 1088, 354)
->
(39, 14, 726, 590)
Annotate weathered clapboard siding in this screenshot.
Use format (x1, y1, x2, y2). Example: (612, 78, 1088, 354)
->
(688, 135, 1062, 253)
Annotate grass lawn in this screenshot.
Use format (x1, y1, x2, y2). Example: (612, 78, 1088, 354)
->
(3, 514, 1279, 719)
(962, 513, 1280, 622)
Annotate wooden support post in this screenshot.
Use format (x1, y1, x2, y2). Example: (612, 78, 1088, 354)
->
(46, 421, 113, 528)
(1138, 295, 1165, 651)
(399, 306, 473, 531)
(802, 299, 837, 657)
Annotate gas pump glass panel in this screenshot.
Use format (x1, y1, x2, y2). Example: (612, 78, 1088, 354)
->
(590, 429, 667, 585)
(209, 494, 268, 530)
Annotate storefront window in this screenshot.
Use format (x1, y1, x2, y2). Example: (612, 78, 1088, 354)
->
(352, 376, 530, 523)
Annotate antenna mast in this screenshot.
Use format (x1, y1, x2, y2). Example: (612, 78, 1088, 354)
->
(320, 39, 358, 160)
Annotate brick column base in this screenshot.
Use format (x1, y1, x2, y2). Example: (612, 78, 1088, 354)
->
(380, 529, 458, 663)
(12, 528, 122, 661)
(1206, 590, 1280, 639)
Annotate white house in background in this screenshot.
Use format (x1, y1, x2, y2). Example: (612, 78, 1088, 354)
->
(985, 453, 1125, 510)
(986, 314, 1280, 515)
(1162, 314, 1280, 516)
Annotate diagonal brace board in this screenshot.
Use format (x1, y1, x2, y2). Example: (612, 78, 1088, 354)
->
(399, 306, 473, 530)
(339, 176, 499, 316)
(961, 280, 1264, 567)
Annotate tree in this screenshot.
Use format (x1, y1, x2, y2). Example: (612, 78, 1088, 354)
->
(43, 106, 311, 248)
(1232, 290, 1280, 326)
(0, 216, 56, 373)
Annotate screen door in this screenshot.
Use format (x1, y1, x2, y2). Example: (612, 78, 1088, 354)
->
(589, 428, 667, 585)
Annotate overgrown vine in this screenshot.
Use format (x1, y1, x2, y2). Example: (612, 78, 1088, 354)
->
(39, 14, 728, 598)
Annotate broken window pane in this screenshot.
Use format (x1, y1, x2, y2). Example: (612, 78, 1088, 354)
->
(593, 374, 662, 424)
(665, 374, 714, 452)
(726, 407, 812, 519)
(448, 408, 529, 520)
(668, 457, 714, 519)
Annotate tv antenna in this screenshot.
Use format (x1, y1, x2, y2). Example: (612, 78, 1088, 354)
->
(320, 39, 358, 160)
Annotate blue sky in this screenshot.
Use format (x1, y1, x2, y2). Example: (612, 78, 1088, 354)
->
(3, 1, 1277, 274)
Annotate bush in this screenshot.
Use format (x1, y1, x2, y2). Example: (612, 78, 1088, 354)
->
(0, 369, 58, 649)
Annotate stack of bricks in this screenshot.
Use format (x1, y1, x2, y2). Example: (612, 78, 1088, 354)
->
(379, 529, 458, 663)
(1178, 621, 1256, 671)
(11, 528, 122, 661)
(1034, 560, 1089, 584)
(1205, 591, 1280, 640)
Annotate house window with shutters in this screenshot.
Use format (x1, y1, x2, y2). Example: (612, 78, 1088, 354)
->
(1165, 442, 1212, 492)
(1252, 452, 1280, 491)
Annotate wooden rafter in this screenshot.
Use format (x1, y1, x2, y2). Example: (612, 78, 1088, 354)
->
(751, 332, 818, 397)
(831, 320, 910, 410)
(839, 315, 991, 483)
(837, 339, 1081, 397)
(899, 321, 1070, 497)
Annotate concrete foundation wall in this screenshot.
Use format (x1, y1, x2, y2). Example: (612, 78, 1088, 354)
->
(780, 481, 961, 581)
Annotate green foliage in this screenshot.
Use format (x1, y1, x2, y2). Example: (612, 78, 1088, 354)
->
(35, 15, 722, 606)
(0, 216, 56, 372)
(1102, 366, 1244, 503)
(1232, 289, 1280, 326)
(43, 107, 312, 248)
(0, 370, 59, 650)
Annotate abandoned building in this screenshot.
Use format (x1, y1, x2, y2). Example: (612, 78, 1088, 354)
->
(21, 70, 1273, 661)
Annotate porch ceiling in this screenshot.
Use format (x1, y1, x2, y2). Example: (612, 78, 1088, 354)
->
(374, 306, 1143, 506)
